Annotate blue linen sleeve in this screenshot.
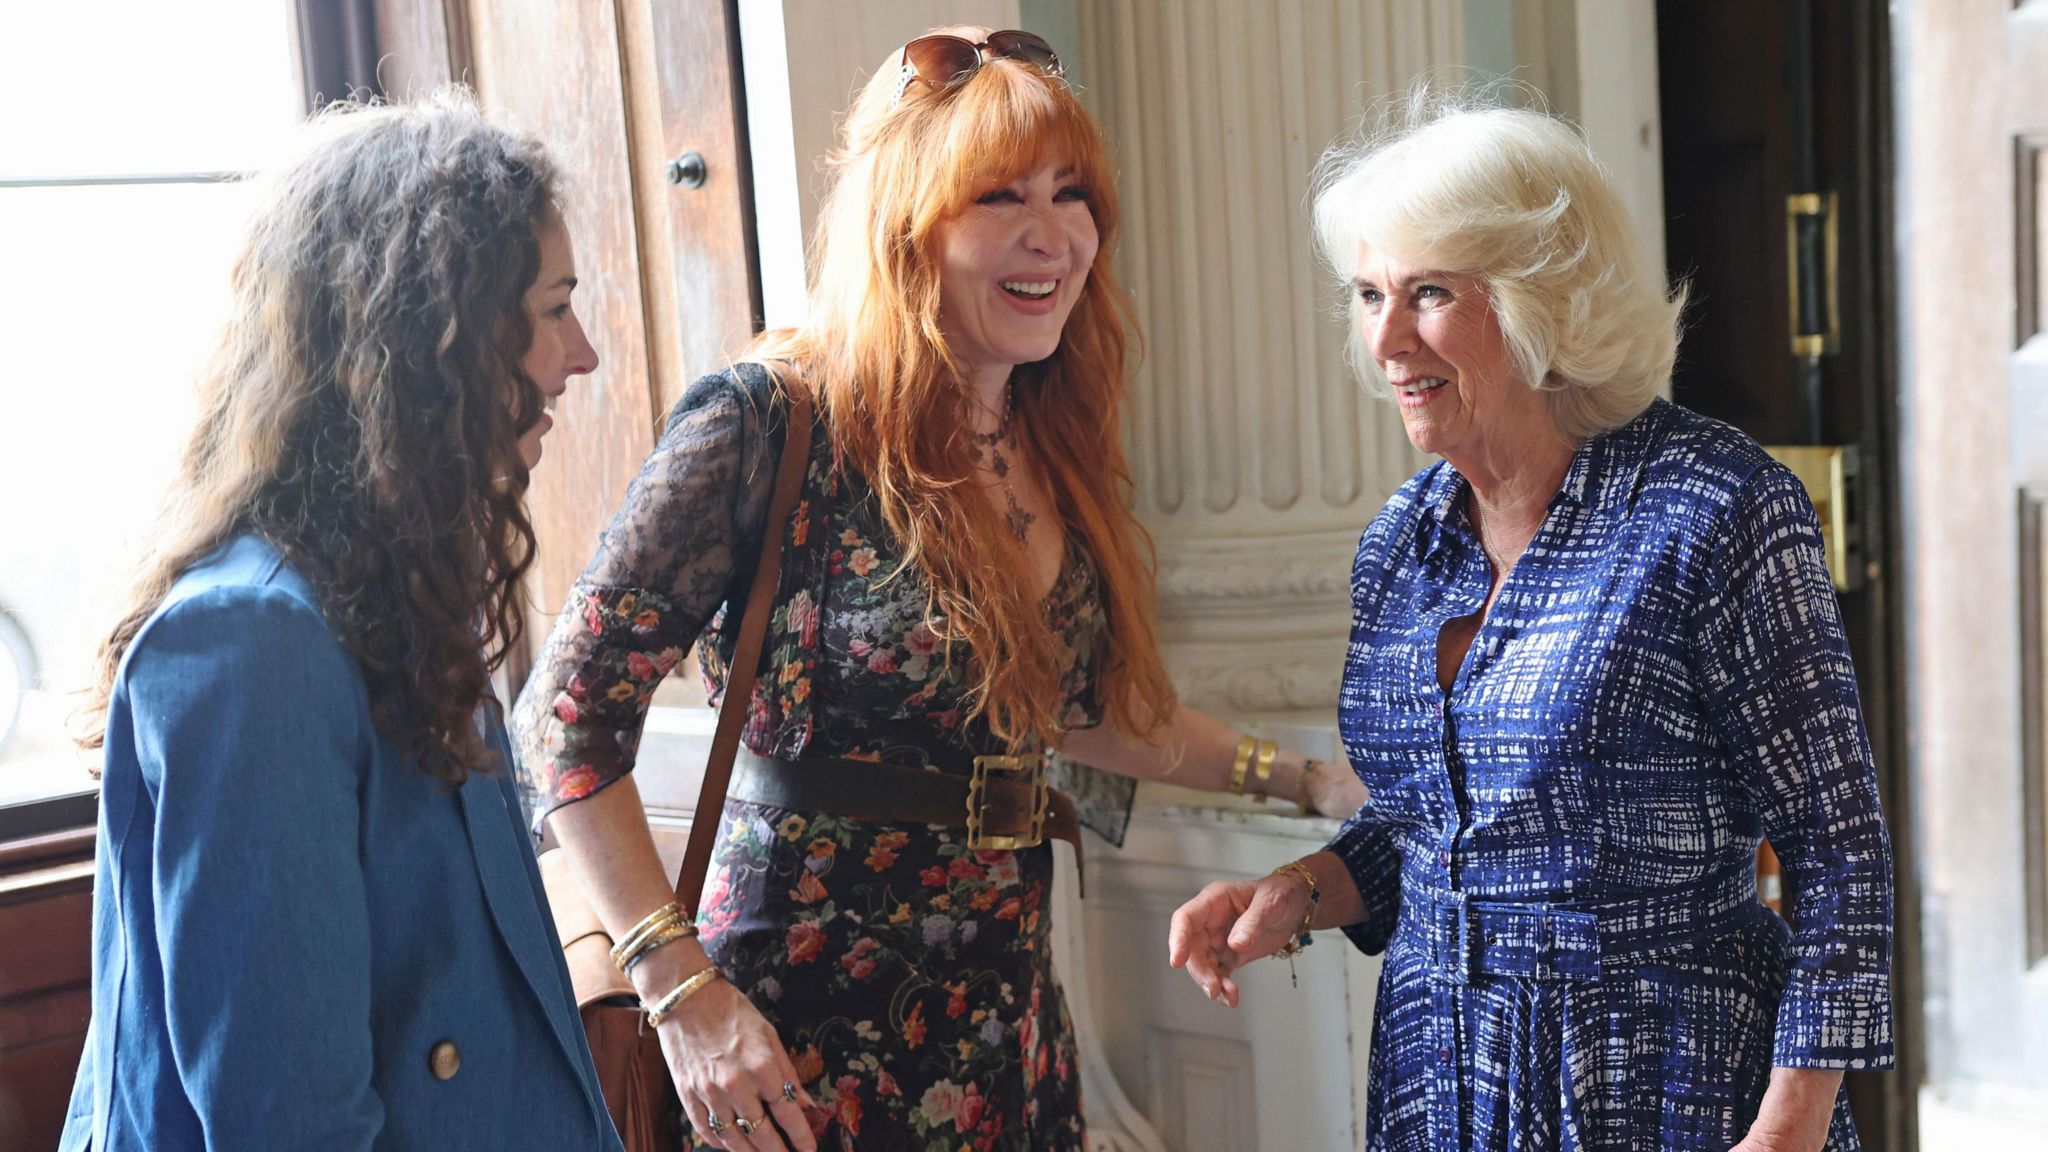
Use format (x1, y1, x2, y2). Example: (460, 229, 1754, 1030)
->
(1325, 498, 1414, 955)
(129, 586, 385, 1147)
(1689, 464, 1895, 1069)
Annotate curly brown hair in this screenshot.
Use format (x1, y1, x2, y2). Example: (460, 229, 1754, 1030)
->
(77, 89, 561, 783)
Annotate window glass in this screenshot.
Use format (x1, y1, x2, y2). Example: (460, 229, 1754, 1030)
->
(0, 3, 300, 179)
(0, 2, 298, 809)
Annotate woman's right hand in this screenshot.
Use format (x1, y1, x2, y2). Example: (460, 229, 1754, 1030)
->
(1167, 871, 1315, 1008)
(655, 971, 821, 1152)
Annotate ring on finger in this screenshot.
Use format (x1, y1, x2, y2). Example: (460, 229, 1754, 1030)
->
(735, 1115, 759, 1135)
(705, 1108, 725, 1134)
(782, 1081, 800, 1103)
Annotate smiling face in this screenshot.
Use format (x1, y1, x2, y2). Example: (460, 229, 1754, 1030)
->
(932, 157, 1099, 386)
(1353, 241, 1544, 463)
(514, 213, 598, 470)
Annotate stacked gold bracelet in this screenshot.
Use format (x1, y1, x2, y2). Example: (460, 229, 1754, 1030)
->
(1271, 860, 1321, 987)
(610, 901, 697, 973)
(1251, 740, 1279, 804)
(1228, 735, 1279, 798)
(645, 965, 724, 1027)
(1228, 735, 1256, 795)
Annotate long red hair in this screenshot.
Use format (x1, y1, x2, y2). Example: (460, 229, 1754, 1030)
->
(747, 40, 1175, 749)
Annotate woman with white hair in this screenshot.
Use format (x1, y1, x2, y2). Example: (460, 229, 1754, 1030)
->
(1168, 98, 1894, 1151)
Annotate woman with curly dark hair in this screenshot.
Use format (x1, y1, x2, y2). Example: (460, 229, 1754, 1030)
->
(60, 90, 617, 1152)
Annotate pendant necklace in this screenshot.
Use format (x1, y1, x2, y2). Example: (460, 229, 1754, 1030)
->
(970, 381, 1036, 544)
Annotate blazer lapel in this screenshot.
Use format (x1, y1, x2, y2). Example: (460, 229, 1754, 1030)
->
(456, 767, 611, 1116)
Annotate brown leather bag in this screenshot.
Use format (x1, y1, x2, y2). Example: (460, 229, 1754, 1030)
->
(537, 378, 815, 1150)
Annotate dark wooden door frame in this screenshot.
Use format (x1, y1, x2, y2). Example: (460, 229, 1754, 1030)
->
(1658, 2, 1920, 1148)
(1854, 7, 1922, 1149)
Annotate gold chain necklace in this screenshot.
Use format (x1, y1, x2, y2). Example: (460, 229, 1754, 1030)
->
(969, 381, 1035, 544)
(1469, 495, 1518, 581)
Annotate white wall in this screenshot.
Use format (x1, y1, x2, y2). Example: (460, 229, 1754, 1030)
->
(1466, 0, 1666, 286)
(1899, 0, 2048, 1123)
(1569, 1, 1665, 287)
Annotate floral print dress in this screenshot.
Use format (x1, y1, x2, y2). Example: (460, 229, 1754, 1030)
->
(514, 363, 1115, 1151)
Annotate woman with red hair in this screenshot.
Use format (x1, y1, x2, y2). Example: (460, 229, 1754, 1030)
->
(515, 27, 1360, 1151)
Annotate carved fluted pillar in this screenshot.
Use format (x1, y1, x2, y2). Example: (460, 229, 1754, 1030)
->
(1075, 0, 1464, 719)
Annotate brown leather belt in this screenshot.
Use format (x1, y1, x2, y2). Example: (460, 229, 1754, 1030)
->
(729, 749, 1085, 893)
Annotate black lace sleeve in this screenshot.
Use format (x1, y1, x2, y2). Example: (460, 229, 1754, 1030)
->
(511, 364, 785, 823)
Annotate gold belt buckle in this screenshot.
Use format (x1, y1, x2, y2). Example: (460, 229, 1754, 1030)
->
(965, 753, 1049, 851)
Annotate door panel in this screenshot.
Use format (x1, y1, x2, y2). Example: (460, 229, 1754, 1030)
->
(627, 0, 761, 417)
(1658, 2, 1914, 1146)
(430, 0, 761, 665)
(464, 1, 662, 639)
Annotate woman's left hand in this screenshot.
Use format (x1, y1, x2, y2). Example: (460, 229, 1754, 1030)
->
(1729, 1067, 1842, 1152)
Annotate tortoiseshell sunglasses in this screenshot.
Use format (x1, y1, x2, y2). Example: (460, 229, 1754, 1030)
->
(892, 30, 1064, 105)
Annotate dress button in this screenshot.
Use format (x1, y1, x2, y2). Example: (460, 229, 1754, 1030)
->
(1438, 1046, 1453, 1062)
(429, 1039, 461, 1081)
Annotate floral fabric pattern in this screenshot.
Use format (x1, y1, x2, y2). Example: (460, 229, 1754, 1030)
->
(514, 363, 1108, 1149)
(696, 800, 1082, 1151)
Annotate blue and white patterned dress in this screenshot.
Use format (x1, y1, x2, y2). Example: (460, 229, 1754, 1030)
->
(1328, 399, 1894, 1152)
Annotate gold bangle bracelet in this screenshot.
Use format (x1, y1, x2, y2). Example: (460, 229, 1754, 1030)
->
(620, 919, 698, 973)
(610, 910, 679, 969)
(618, 901, 682, 947)
(646, 965, 724, 1027)
(1272, 860, 1321, 986)
(1228, 735, 1256, 796)
(613, 916, 688, 972)
(1251, 739, 1279, 803)
(610, 903, 684, 969)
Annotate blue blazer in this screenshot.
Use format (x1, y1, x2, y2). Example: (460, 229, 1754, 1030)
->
(61, 536, 622, 1151)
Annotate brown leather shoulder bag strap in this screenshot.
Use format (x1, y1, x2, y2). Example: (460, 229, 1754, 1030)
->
(674, 368, 815, 909)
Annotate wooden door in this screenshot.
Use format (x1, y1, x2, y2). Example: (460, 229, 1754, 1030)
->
(465, 0, 762, 652)
(1657, 2, 1916, 1147)
(624, 0, 763, 418)
(463, 0, 664, 647)
(378, 0, 762, 661)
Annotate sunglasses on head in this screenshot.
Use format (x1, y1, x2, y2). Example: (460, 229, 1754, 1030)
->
(892, 30, 1064, 106)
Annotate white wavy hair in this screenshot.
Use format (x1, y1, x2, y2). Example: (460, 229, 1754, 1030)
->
(1311, 88, 1685, 442)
